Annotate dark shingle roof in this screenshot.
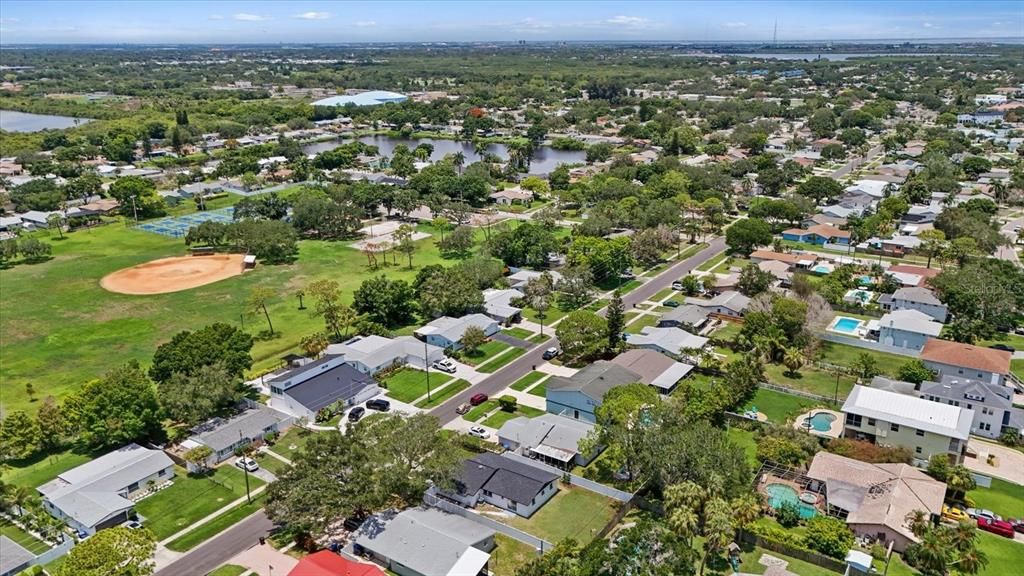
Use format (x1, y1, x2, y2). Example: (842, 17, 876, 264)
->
(545, 361, 640, 402)
(284, 363, 376, 412)
(456, 452, 558, 505)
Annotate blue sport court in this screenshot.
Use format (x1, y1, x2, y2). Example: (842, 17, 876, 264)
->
(134, 207, 235, 238)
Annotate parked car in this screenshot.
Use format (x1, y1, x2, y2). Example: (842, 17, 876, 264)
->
(989, 343, 1015, 353)
(469, 393, 488, 406)
(621, 268, 635, 279)
(366, 398, 391, 412)
(469, 426, 490, 439)
(664, 300, 680, 308)
(348, 406, 366, 422)
(235, 457, 259, 473)
(978, 517, 1016, 538)
(542, 347, 560, 360)
(1008, 518, 1024, 533)
(942, 504, 970, 523)
(671, 281, 684, 290)
(456, 402, 471, 415)
(966, 508, 1001, 522)
(433, 358, 457, 373)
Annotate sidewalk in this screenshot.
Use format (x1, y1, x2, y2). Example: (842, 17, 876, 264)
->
(226, 543, 297, 576)
(159, 485, 269, 546)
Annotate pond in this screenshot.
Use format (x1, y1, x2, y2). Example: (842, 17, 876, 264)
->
(302, 134, 586, 175)
(0, 110, 94, 132)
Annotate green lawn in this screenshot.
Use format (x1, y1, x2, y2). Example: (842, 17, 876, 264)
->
(529, 333, 551, 344)
(383, 368, 452, 403)
(253, 452, 291, 476)
(510, 371, 547, 392)
(165, 492, 268, 552)
(968, 477, 1024, 518)
(726, 427, 760, 468)
(649, 287, 675, 303)
(697, 252, 728, 272)
(478, 347, 526, 373)
(135, 465, 264, 540)
(712, 255, 749, 274)
(461, 340, 512, 366)
(207, 566, 249, 576)
(267, 426, 318, 461)
(502, 327, 535, 340)
(745, 387, 828, 423)
(482, 405, 545, 429)
(1, 447, 95, 488)
(501, 485, 618, 545)
(616, 279, 642, 295)
(463, 399, 499, 422)
(976, 332, 1024, 350)
(491, 533, 539, 576)
(712, 321, 743, 343)
(0, 212, 480, 413)
(625, 313, 660, 331)
(0, 519, 52, 554)
(976, 530, 1024, 576)
(1012, 359, 1024, 382)
(764, 363, 855, 400)
(678, 243, 708, 260)
(522, 305, 569, 325)
(414, 379, 471, 408)
(528, 381, 547, 397)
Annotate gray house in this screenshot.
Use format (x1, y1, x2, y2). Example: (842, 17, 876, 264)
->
(414, 314, 499, 351)
(920, 339, 1013, 387)
(919, 375, 1024, 440)
(546, 361, 641, 423)
(889, 287, 948, 323)
(443, 452, 559, 518)
(268, 356, 380, 420)
(872, 309, 943, 351)
(684, 291, 750, 319)
(657, 305, 711, 331)
(353, 508, 493, 576)
(327, 335, 445, 375)
(186, 407, 290, 467)
(497, 413, 597, 468)
(0, 536, 35, 576)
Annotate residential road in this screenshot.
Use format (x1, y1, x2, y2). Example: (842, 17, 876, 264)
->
(153, 511, 275, 576)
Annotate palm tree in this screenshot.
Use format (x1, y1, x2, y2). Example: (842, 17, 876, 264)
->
(452, 151, 466, 175)
(783, 348, 805, 377)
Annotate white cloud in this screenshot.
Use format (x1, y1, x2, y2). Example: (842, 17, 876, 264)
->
(233, 13, 267, 22)
(922, 22, 937, 28)
(208, 14, 224, 21)
(0, 18, 19, 24)
(722, 21, 748, 29)
(606, 15, 650, 28)
(295, 12, 330, 20)
(355, 20, 377, 27)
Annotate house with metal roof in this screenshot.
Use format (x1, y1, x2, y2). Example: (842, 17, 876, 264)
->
(622, 326, 709, 363)
(414, 314, 499, 351)
(920, 339, 1012, 387)
(657, 304, 711, 331)
(481, 288, 523, 324)
(268, 356, 380, 420)
(38, 444, 174, 535)
(0, 535, 35, 576)
(546, 361, 641, 423)
(841, 385, 973, 466)
(327, 335, 445, 375)
(507, 269, 562, 291)
(352, 508, 494, 576)
(443, 452, 559, 518)
(868, 309, 943, 351)
(684, 291, 750, 319)
(184, 406, 291, 466)
(497, 413, 597, 468)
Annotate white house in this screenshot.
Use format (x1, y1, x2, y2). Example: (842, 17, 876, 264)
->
(507, 269, 562, 291)
(352, 508, 493, 576)
(443, 452, 559, 518)
(623, 326, 709, 359)
(974, 94, 1008, 105)
(684, 291, 750, 318)
(482, 288, 523, 324)
(497, 414, 597, 468)
(184, 407, 291, 467)
(415, 314, 499, 351)
(871, 309, 943, 351)
(327, 335, 445, 375)
(268, 356, 380, 420)
(888, 287, 948, 323)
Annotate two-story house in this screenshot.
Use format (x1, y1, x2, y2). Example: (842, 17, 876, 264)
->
(920, 339, 1012, 387)
(888, 287, 948, 322)
(545, 361, 640, 423)
(919, 375, 1024, 441)
(872, 309, 943, 351)
(841, 385, 973, 466)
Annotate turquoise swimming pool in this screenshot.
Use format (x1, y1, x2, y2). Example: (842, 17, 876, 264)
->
(765, 483, 817, 519)
(831, 316, 862, 334)
(803, 412, 837, 432)
(812, 265, 831, 274)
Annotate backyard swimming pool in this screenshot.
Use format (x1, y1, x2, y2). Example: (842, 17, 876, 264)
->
(803, 412, 837, 432)
(830, 316, 863, 334)
(812, 265, 832, 274)
(765, 483, 817, 519)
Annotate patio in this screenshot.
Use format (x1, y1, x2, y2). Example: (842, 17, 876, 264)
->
(790, 409, 843, 439)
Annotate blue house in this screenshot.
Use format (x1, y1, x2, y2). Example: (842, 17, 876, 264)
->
(781, 224, 851, 246)
(545, 362, 641, 423)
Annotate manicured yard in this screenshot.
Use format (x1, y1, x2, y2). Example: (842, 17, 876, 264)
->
(478, 347, 526, 373)
(463, 399, 499, 422)
(616, 279, 642, 295)
(745, 388, 829, 423)
(510, 371, 547, 392)
(1, 447, 95, 488)
(726, 427, 759, 468)
(165, 492, 268, 552)
(649, 287, 675, 303)
(528, 381, 547, 397)
(522, 305, 569, 325)
(1012, 359, 1024, 382)
(461, 340, 512, 366)
(383, 367, 452, 403)
(254, 452, 291, 476)
(968, 477, 1024, 518)
(501, 485, 618, 545)
(482, 405, 545, 429)
(414, 379, 471, 408)
(713, 255, 749, 274)
(267, 426, 318, 461)
(502, 327, 535, 340)
(491, 533, 539, 576)
(763, 363, 855, 400)
(678, 243, 708, 260)
(529, 333, 550, 344)
(712, 321, 743, 343)
(135, 465, 264, 540)
(697, 252, 728, 272)
(976, 530, 1024, 576)
(0, 519, 52, 555)
(624, 313, 660, 331)
(207, 566, 248, 576)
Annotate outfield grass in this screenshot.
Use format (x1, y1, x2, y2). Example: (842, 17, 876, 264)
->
(502, 327, 535, 340)
(968, 477, 1024, 518)
(414, 379, 471, 408)
(1, 447, 95, 488)
(165, 492, 268, 552)
(501, 485, 618, 545)
(383, 368, 452, 403)
(510, 371, 547, 392)
(477, 347, 526, 373)
(461, 340, 512, 366)
(0, 214, 481, 413)
(135, 465, 264, 540)
(481, 404, 545, 428)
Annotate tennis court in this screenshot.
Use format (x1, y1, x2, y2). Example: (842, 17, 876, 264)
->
(135, 207, 235, 238)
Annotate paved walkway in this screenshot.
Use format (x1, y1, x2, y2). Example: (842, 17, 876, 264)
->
(226, 543, 298, 576)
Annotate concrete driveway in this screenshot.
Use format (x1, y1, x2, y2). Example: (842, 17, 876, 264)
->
(965, 438, 1024, 484)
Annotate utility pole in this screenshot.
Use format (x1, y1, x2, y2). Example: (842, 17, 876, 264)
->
(131, 195, 139, 222)
(424, 340, 432, 403)
(239, 431, 252, 505)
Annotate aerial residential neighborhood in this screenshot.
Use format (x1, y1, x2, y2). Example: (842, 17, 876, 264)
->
(0, 2, 1023, 576)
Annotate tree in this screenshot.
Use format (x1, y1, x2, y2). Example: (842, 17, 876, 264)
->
(821, 143, 846, 161)
(418, 268, 483, 318)
(804, 516, 855, 559)
(944, 236, 979, 267)
(556, 265, 594, 310)
(224, 219, 298, 263)
(150, 323, 254, 383)
(737, 264, 775, 297)
(725, 218, 772, 255)
(461, 325, 488, 354)
(55, 526, 156, 576)
(945, 465, 977, 502)
(65, 362, 163, 450)
(0, 411, 40, 462)
(35, 396, 67, 451)
(852, 352, 878, 380)
(393, 223, 417, 268)
(898, 359, 935, 384)
(587, 383, 661, 483)
(158, 362, 241, 426)
(17, 238, 52, 261)
(606, 290, 624, 351)
(266, 413, 461, 534)
(300, 332, 330, 359)
(108, 176, 167, 219)
(437, 225, 475, 257)
(306, 279, 350, 339)
(796, 176, 843, 204)
(905, 512, 987, 576)
(930, 259, 1024, 341)
(487, 222, 558, 268)
(926, 454, 952, 482)
(556, 311, 608, 362)
(183, 445, 213, 472)
(782, 347, 805, 377)
(918, 229, 947, 269)
(246, 287, 276, 335)
(498, 395, 517, 412)
(352, 276, 416, 327)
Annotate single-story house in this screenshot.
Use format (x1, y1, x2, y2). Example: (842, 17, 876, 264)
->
(507, 269, 562, 291)
(443, 452, 559, 518)
(888, 287, 947, 323)
(806, 452, 945, 552)
(482, 288, 523, 324)
(844, 179, 889, 199)
(623, 326, 709, 360)
(0, 215, 23, 232)
(268, 356, 380, 420)
(821, 204, 865, 219)
(287, 551, 386, 576)
(781, 224, 851, 246)
(488, 187, 533, 206)
(870, 309, 943, 351)
(415, 314, 499, 351)
(657, 304, 711, 331)
(18, 210, 56, 229)
(757, 260, 793, 286)
(920, 339, 1012, 387)
(684, 291, 750, 319)
(327, 335, 445, 375)
(802, 214, 848, 229)
(887, 264, 939, 287)
(546, 361, 641, 423)
(861, 235, 921, 256)
(352, 508, 493, 576)
(184, 407, 290, 467)
(497, 413, 598, 468)
(749, 250, 815, 269)
(177, 181, 224, 197)
(0, 535, 35, 576)
(38, 444, 175, 535)
(611, 348, 694, 393)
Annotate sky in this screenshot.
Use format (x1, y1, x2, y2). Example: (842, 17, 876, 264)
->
(0, 1, 1021, 44)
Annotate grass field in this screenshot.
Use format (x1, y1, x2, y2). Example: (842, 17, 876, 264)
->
(502, 327, 535, 340)
(744, 387, 826, 423)
(461, 340, 512, 366)
(478, 347, 526, 373)
(0, 214, 484, 413)
(968, 477, 1024, 518)
(165, 492, 268, 552)
(726, 427, 759, 468)
(383, 368, 452, 403)
(414, 379, 471, 408)
(976, 530, 1024, 576)
(267, 427, 318, 461)
(501, 485, 618, 545)
(481, 404, 544, 428)
(1, 447, 95, 488)
(135, 465, 264, 540)
(1012, 359, 1024, 382)
(491, 533, 539, 576)
(510, 371, 547, 392)
(0, 519, 52, 554)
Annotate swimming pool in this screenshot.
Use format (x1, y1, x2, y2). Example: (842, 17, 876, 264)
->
(812, 265, 831, 274)
(830, 316, 863, 334)
(803, 412, 837, 432)
(765, 483, 817, 519)
(858, 275, 873, 285)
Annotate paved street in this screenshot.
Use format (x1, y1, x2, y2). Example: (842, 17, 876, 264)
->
(154, 511, 275, 576)
(428, 237, 727, 425)
(829, 144, 883, 179)
(995, 214, 1022, 267)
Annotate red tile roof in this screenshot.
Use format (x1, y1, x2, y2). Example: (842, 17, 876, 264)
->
(287, 551, 386, 576)
(920, 339, 1012, 376)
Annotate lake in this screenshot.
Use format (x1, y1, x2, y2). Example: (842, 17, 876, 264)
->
(0, 110, 93, 132)
(729, 52, 970, 61)
(303, 134, 586, 175)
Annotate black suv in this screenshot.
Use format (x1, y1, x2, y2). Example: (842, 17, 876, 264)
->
(366, 398, 391, 412)
(348, 406, 366, 422)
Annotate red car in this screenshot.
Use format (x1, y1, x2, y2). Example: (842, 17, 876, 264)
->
(469, 393, 488, 406)
(978, 517, 1016, 539)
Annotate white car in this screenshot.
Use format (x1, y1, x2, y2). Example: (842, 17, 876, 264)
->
(433, 358, 457, 374)
(468, 426, 490, 439)
(671, 281, 684, 290)
(235, 457, 259, 473)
